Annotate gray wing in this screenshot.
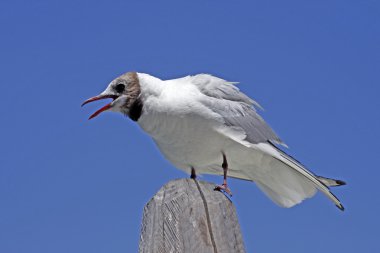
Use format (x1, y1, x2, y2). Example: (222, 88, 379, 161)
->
(190, 74, 261, 108)
(191, 74, 285, 146)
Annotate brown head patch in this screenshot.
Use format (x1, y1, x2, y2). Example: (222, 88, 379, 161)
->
(116, 72, 143, 121)
(116, 72, 141, 108)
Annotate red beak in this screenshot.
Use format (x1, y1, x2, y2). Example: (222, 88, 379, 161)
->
(82, 95, 118, 120)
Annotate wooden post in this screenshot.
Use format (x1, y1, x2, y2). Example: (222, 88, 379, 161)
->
(139, 178, 246, 253)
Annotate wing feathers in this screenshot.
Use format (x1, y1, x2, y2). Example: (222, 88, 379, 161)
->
(276, 155, 344, 210)
(265, 142, 345, 210)
(317, 176, 346, 187)
(190, 74, 285, 146)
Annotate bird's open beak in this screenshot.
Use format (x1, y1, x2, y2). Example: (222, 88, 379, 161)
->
(81, 94, 118, 120)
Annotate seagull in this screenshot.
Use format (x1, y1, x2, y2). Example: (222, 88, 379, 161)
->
(82, 72, 346, 210)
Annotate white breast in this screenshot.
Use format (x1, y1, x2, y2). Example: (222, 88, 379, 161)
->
(138, 106, 228, 172)
(136, 76, 228, 174)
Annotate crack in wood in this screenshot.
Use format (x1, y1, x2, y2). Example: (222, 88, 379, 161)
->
(193, 179, 218, 253)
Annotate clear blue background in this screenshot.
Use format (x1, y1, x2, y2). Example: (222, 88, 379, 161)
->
(1, 1, 379, 252)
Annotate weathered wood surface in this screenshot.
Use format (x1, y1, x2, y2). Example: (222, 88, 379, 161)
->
(139, 178, 246, 253)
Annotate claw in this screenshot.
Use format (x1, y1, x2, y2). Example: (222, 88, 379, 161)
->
(214, 184, 233, 196)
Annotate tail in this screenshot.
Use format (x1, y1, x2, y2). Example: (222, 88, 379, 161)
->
(255, 143, 346, 211)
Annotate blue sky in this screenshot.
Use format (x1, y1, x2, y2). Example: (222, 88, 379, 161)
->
(1, 0, 379, 252)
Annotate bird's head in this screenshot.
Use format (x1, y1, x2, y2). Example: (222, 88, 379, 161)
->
(82, 72, 142, 120)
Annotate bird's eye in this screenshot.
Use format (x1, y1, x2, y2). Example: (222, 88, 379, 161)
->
(115, 83, 125, 93)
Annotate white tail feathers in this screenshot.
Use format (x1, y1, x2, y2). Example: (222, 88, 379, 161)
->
(254, 157, 318, 208)
(254, 143, 345, 211)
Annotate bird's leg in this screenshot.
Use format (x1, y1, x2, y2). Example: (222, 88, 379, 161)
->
(214, 153, 232, 196)
(190, 167, 197, 179)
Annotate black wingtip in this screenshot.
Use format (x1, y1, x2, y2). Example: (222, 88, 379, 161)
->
(336, 204, 345, 211)
(336, 180, 347, 186)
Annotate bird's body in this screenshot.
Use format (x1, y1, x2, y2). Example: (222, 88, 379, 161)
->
(137, 73, 234, 174)
(83, 72, 345, 210)
(137, 74, 278, 179)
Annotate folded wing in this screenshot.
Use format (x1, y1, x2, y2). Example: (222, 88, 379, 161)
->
(190, 74, 285, 146)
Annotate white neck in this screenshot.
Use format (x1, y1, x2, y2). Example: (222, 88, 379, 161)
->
(137, 73, 164, 100)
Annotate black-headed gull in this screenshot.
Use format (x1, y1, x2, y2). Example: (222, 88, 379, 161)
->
(82, 72, 345, 210)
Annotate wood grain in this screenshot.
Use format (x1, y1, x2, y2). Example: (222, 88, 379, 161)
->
(139, 179, 246, 253)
